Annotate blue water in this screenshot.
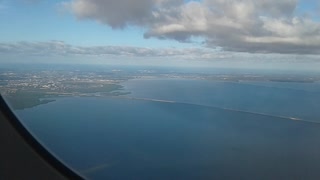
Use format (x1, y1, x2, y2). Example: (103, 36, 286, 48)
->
(123, 79, 320, 121)
(15, 79, 320, 179)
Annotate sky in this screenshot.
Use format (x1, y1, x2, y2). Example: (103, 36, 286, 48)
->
(0, 0, 320, 70)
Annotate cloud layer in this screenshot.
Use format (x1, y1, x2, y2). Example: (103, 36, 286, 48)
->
(0, 41, 227, 59)
(64, 0, 320, 54)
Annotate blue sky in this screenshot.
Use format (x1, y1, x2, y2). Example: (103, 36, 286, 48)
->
(0, 0, 320, 69)
(0, 0, 197, 48)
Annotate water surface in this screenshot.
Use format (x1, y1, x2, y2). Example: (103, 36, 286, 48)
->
(14, 79, 320, 180)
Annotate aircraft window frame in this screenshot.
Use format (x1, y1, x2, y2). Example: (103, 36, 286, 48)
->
(0, 95, 84, 180)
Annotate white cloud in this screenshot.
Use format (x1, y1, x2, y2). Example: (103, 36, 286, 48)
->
(0, 41, 229, 60)
(63, 0, 155, 28)
(63, 0, 320, 54)
(2, 41, 320, 66)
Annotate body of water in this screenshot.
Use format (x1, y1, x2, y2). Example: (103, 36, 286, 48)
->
(15, 79, 320, 179)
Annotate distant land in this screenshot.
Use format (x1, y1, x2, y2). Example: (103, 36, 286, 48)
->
(269, 79, 315, 83)
(1, 64, 320, 109)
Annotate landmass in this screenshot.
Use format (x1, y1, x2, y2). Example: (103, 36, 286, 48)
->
(1, 64, 320, 110)
(269, 79, 315, 83)
(0, 66, 131, 109)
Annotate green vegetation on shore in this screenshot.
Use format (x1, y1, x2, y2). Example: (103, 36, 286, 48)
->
(3, 84, 129, 110)
(4, 92, 55, 110)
